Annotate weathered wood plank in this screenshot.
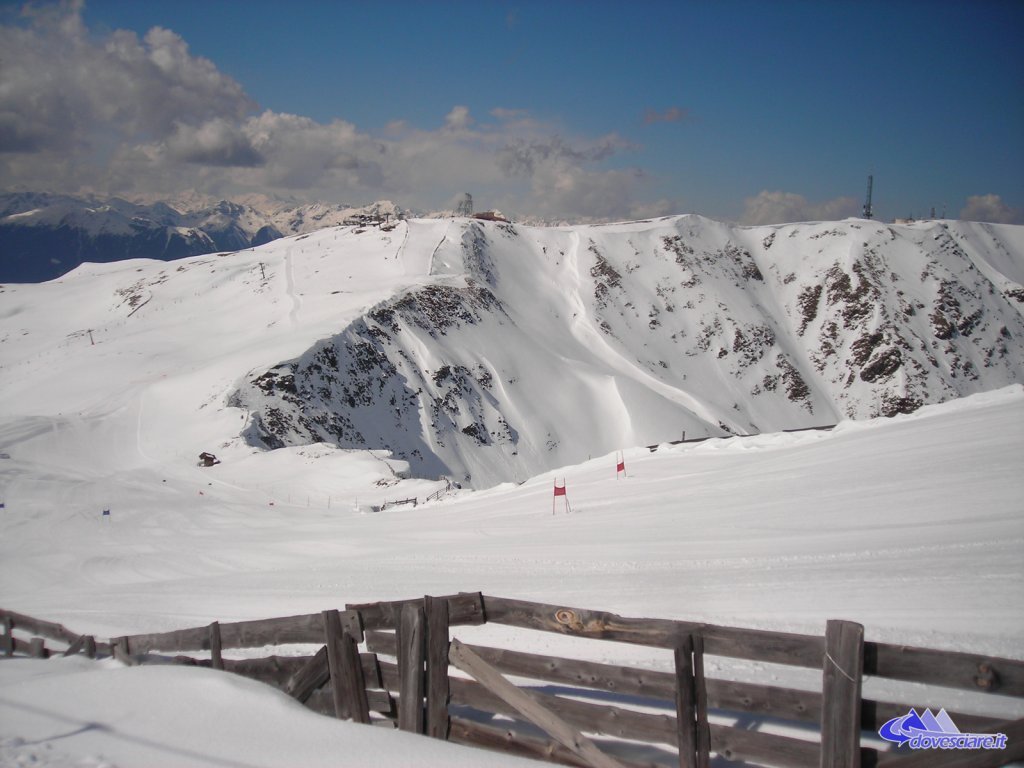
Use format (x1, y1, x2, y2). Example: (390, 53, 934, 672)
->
(323, 610, 348, 719)
(448, 673, 676, 744)
(692, 635, 710, 768)
(0, 609, 79, 644)
(84, 635, 97, 659)
(709, 724, 819, 768)
(365, 629, 397, 657)
(124, 611, 360, 653)
(675, 635, 698, 768)
(449, 716, 593, 768)
(306, 687, 394, 719)
(424, 595, 450, 739)
(209, 622, 223, 670)
(481, 595, 683, 648)
(378, 637, 823, 726)
(223, 655, 309, 687)
(112, 637, 137, 666)
(349, 592, 485, 631)
(397, 602, 425, 733)
(865, 641, 1024, 698)
(449, 652, 819, 768)
(63, 634, 87, 657)
(820, 620, 864, 768)
(338, 622, 371, 724)
(449, 717, 679, 768)
(360, 651, 383, 689)
(1, 615, 12, 656)
(701, 623, 824, 669)
(449, 639, 627, 768)
(480, 596, 824, 667)
(284, 645, 329, 702)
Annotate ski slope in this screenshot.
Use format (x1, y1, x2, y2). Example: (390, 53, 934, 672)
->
(0, 216, 1022, 766)
(0, 388, 1022, 766)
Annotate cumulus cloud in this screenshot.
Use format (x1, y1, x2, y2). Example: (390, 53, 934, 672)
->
(960, 194, 1024, 224)
(0, 4, 251, 155)
(0, 2, 669, 221)
(444, 105, 473, 131)
(642, 107, 688, 125)
(740, 190, 860, 225)
(166, 119, 264, 167)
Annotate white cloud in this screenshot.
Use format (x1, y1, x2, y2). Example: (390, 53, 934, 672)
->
(0, 3, 669, 221)
(444, 106, 473, 131)
(740, 190, 860, 225)
(166, 119, 263, 167)
(960, 194, 1023, 224)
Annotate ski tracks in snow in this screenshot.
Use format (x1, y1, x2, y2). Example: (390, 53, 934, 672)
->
(563, 231, 735, 433)
(284, 244, 302, 325)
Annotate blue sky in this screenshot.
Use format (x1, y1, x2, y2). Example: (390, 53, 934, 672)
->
(1, 0, 1022, 223)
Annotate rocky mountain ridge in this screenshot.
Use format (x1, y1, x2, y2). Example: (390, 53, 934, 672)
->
(230, 215, 1024, 487)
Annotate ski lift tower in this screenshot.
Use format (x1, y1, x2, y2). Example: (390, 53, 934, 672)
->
(863, 175, 874, 220)
(455, 193, 473, 218)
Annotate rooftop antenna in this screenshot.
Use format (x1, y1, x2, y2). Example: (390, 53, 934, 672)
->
(863, 175, 874, 220)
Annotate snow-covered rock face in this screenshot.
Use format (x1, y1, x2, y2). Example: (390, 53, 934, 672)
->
(232, 216, 1024, 488)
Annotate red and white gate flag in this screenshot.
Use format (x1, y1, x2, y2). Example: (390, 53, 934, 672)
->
(616, 452, 626, 476)
(553, 480, 567, 496)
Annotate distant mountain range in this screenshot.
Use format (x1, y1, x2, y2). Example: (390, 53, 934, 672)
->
(0, 193, 404, 283)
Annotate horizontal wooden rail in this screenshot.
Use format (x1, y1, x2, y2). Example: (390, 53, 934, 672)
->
(0, 608, 80, 645)
(377, 650, 819, 768)
(348, 592, 485, 631)
(866, 641, 1024, 697)
(123, 610, 361, 654)
(480, 596, 825, 667)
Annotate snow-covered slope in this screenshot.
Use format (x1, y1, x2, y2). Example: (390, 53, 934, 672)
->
(0, 193, 404, 282)
(1, 215, 1022, 490)
(232, 216, 1024, 487)
(0, 214, 1021, 768)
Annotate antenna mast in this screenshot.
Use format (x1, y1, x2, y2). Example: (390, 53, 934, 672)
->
(863, 175, 874, 220)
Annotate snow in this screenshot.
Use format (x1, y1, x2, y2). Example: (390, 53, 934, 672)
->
(0, 216, 1022, 766)
(0, 657, 537, 768)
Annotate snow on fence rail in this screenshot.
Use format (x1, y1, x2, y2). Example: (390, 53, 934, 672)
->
(3, 596, 1022, 768)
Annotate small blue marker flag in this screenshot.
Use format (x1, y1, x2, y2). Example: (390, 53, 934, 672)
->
(102, 509, 110, 517)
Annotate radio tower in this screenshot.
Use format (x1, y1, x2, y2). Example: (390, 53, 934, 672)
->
(863, 175, 874, 220)
(455, 193, 473, 218)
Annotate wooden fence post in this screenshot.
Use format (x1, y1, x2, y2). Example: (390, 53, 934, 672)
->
(2, 615, 12, 656)
(323, 609, 371, 724)
(424, 595, 451, 740)
(209, 621, 224, 670)
(29, 637, 47, 658)
(820, 620, 864, 768)
(398, 602, 426, 733)
(692, 634, 710, 768)
(84, 635, 96, 659)
(675, 634, 698, 768)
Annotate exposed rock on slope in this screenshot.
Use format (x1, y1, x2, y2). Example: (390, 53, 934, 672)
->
(233, 216, 1024, 487)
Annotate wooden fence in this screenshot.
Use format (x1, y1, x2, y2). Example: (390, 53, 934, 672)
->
(3, 595, 1022, 768)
